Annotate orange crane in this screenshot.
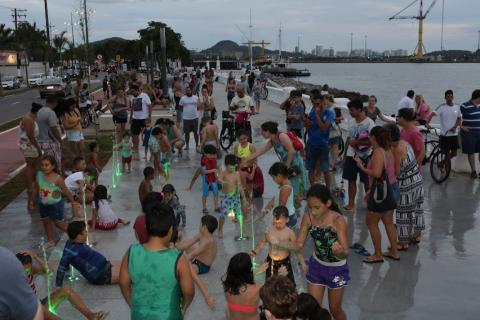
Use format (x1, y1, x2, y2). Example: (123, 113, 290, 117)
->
(389, 0, 439, 59)
(242, 40, 271, 63)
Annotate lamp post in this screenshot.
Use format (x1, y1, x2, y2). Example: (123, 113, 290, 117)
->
(83, 0, 90, 87)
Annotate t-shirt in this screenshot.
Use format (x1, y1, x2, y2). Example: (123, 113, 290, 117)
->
(434, 103, 461, 136)
(179, 95, 199, 120)
(460, 100, 480, 132)
(308, 108, 335, 147)
(131, 92, 152, 120)
(400, 126, 423, 171)
(397, 96, 415, 113)
(37, 106, 59, 142)
(133, 215, 148, 244)
(230, 95, 254, 113)
(365, 106, 381, 122)
(346, 117, 375, 158)
(0, 247, 38, 320)
(65, 171, 84, 194)
(287, 103, 305, 130)
(416, 102, 431, 122)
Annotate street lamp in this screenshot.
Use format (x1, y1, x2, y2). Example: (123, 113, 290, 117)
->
(64, 12, 78, 47)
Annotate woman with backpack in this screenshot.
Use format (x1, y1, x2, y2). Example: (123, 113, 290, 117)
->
(243, 121, 309, 210)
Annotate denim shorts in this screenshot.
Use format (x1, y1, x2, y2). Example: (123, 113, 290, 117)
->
(306, 145, 330, 173)
(66, 130, 84, 142)
(39, 200, 65, 222)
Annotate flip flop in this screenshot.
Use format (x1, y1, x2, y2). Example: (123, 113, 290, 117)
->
(363, 256, 384, 264)
(95, 311, 109, 320)
(349, 242, 363, 250)
(356, 247, 371, 256)
(383, 252, 400, 261)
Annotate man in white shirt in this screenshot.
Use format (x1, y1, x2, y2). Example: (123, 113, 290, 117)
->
(427, 89, 461, 158)
(179, 86, 199, 150)
(397, 90, 416, 113)
(129, 85, 152, 158)
(229, 85, 254, 114)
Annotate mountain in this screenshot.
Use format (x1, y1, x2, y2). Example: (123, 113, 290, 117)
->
(90, 37, 127, 46)
(201, 40, 278, 59)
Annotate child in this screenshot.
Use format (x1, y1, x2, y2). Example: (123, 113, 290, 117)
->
(118, 131, 133, 173)
(138, 166, 154, 204)
(162, 184, 186, 228)
(199, 115, 219, 153)
(218, 154, 246, 238)
(89, 185, 130, 230)
(32, 155, 80, 246)
(65, 157, 96, 208)
(177, 215, 218, 309)
(87, 141, 101, 186)
(16, 250, 108, 320)
(259, 162, 297, 228)
(133, 191, 163, 244)
(234, 129, 256, 202)
(252, 78, 262, 113)
(56, 221, 121, 287)
(250, 206, 304, 286)
(149, 127, 172, 179)
(142, 118, 152, 160)
(187, 144, 220, 214)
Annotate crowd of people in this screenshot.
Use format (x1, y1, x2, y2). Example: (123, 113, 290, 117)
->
(2, 65, 480, 320)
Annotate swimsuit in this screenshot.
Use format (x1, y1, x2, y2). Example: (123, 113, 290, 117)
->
(265, 255, 295, 286)
(220, 191, 241, 220)
(192, 259, 210, 275)
(227, 302, 258, 313)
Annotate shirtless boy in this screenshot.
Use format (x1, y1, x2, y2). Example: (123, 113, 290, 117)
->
(178, 215, 218, 309)
(200, 115, 219, 152)
(250, 206, 306, 286)
(138, 166, 154, 204)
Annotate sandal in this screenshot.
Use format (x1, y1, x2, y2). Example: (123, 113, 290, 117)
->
(363, 256, 384, 264)
(94, 311, 109, 320)
(410, 236, 421, 244)
(383, 252, 400, 261)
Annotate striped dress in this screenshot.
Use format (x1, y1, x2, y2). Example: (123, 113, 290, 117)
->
(396, 144, 424, 243)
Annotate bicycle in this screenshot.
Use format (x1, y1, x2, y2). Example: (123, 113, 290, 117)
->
(220, 110, 252, 151)
(421, 127, 451, 183)
(260, 81, 268, 100)
(80, 100, 102, 129)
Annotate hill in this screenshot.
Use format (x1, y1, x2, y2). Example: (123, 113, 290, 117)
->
(201, 40, 277, 59)
(90, 37, 127, 46)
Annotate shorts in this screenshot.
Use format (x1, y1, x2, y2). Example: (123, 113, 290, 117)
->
(192, 259, 211, 275)
(39, 141, 62, 169)
(461, 130, 480, 155)
(176, 111, 183, 124)
(440, 135, 459, 152)
(306, 256, 350, 289)
(220, 192, 241, 220)
(329, 136, 342, 146)
(39, 200, 65, 222)
(66, 130, 84, 142)
(113, 115, 128, 124)
(19, 141, 40, 158)
(265, 255, 295, 286)
(183, 118, 199, 135)
(92, 261, 112, 285)
(202, 181, 219, 198)
(161, 152, 173, 164)
(122, 156, 132, 164)
(342, 156, 369, 184)
(131, 118, 146, 135)
(306, 145, 330, 173)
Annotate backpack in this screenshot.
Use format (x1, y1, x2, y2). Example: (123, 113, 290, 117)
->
(277, 131, 305, 151)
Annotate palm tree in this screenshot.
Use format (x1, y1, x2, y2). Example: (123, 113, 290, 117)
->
(0, 24, 14, 49)
(53, 31, 68, 66)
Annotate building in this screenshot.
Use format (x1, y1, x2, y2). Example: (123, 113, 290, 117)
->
(315, 45, 323, 56)
(336, 51, 349, 57)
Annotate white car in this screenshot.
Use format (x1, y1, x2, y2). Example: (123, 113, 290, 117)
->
(28, 73, 45, 87)
(1, 76, 21, 89)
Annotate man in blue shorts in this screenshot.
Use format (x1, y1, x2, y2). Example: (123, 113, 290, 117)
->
(460, 89, 480, 178)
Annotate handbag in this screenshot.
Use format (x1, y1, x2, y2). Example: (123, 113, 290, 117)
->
(367, 153, 397, 212)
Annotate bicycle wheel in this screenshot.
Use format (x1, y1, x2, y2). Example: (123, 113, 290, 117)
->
(261, 86, 268, 100)
(423, 140, 438, 165)
(220, 127, 234, 151)
(81, 111, 90, 129)
(430, 149, 451, 183)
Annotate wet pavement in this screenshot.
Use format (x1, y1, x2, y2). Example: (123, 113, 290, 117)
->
(0, 82, 479, 319)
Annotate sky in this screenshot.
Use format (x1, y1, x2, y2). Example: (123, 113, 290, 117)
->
(1, 0, 479, 53)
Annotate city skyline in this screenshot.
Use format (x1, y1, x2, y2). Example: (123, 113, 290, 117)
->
(0, 0, 479, 54)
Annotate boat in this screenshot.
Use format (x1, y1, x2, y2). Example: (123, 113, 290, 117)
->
(263, 62, 311, 77)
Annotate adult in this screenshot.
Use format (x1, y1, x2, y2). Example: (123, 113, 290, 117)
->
(198, 86, 215, 120)
(173, 79, 183, 125)
(397, 108, 425, 169)
(0, 246, 44, 320)
(19, 103, 42, 209)
(74, 77, 82, 103)
(247, 72, 255, 95)
(158, 119, 185, 156)
(244, 121, 309, 209)
(240, 75, 249, 94)
(460, 89, 480, 178)
(102, 76, 109, 99)
(426, 89, 461, 159)
(223, 253, 261, 320)
(285, 90, 305, 138)
(365, 95, 393, 123)
(355, 126, 400, 263)
(179, 86, 200, 150)
(225, 78, 237, 107)
(129, 84, 152, 159)
(60, 98, 84, 159)
(385, 123, 424, 250)
(414, 95, 431, 125)
(205, 67, 214, 96)
(306, 95, 334, 188)
(108, 85, 130, 143)
(342, 99, 375, 211)
(230, 85, 255, 135)
(259, 276, 297, 320)
(119, 202, 194, 319)
(37, 95, 63, 171)
(397, 89, 416, 113)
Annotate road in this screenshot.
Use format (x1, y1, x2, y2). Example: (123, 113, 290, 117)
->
(0, 78, 103, 124)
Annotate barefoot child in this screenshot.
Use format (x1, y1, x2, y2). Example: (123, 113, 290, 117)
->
(178, 215, 218, 309)
(218, 154, 247, 238)
(162, 184, 186, 228)
(250, 206, 305, 286)
(149, 127, 172, 179)
(187, 145, 220, 214)
(138, 166, 154, 204)
(118, 131, 133, 173)
(56, 221, 122, 287)
(89, 185, 130, 230)
(200, 115, 219, 152)
(142, 118, 152, 160)
(65, 158, 96, 217)
(234, 129, 256, 202)
(32, 155, 80, 246)
(87, 142, 101, 186)
(16, 250, 108, 320)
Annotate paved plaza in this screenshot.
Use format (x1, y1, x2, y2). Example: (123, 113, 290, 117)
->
(0, 82, 479, 319)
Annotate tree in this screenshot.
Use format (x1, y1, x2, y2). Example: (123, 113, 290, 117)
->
(52, 31, 68, 65)
(14, 22, 48, 62)
(0, 24, 14, 50)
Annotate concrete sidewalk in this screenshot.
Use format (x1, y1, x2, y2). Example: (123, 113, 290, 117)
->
(1, 81, 479, 320)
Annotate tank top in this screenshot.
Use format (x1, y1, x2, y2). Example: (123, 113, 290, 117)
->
(308, 214, 343, 263)
(236, 143, 252, 158)
(112, 97, 128, 119)
(367, 150, 396, 185)
(274, 184, 295, 216)
(37, 171, 62, 205)
(65, 110, 81, 132)
(128, 244, 182, 320)
(19, 119, 39, 143)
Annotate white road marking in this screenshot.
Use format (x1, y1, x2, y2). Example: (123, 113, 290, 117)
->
(12, 102, 20, 105)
